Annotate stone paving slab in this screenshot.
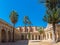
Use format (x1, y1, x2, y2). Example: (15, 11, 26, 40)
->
(0, 40, 59, 45)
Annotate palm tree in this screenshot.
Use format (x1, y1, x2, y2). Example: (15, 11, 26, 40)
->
(43, 9, 60, 42)
(38, 27, 44, 34)
(23, 16, 28, 26)
(38, 27, 44, 40)
(9, 10, 18, 42)
(46, 0, 58, 10)
(23, 16, 32, 40)
(23, 16, 28, 33)
(23, 16, 32, 26)
(40, 0, 60, 10)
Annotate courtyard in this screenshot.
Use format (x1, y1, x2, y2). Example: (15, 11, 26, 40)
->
(0, 40, 60, 45)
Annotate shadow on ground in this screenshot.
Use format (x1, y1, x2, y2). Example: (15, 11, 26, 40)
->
(0, 40, 29, 45)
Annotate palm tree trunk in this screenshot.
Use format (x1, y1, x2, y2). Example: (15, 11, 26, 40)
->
(52, 23, 56, 42)
(13, 24, 15, 42)
(25, 24, 26, 40)
(28, 25, 31, 40)
(25, 24, 26, 31)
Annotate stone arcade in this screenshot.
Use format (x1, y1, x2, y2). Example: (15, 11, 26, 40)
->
(0, 19, 60, 42)
(17, 24, 60, 42)
(0, 19, 20, 42)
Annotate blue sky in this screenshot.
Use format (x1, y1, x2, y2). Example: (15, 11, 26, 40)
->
(0, 0, 47, 27)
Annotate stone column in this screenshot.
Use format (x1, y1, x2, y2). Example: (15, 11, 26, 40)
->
(11, 31, 13, 41)
(34, 35, 35, 40)
(0, 30, 1, 42)
(46, 33, 48, 40)
(27, 34, 28, 40)
(30, 34, 32, 40)
(10, 29, 13, 41)
(37, 35, 39, 40)
(42, 34, 43, 40)
(52, 31, 55, 41)
(49, 33, 51, 39)
(24, 34, 25, 40)
(55, 32, 58, 41)
(6, 30, 9, 42)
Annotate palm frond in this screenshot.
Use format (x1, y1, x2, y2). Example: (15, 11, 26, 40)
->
(9, 10, 19, 24)
(43, 9, 60, 24)
(23, 16, 32, 26)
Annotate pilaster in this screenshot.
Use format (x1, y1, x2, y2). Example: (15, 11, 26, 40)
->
(0, 30, 1, 42)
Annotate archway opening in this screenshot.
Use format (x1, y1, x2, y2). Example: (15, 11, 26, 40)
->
(8, 31, 11, 42)
(1, 29, 6, 42)
(21, 34, 24, 40)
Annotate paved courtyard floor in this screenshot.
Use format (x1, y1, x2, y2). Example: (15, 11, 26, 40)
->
(0, 40, 60, 45)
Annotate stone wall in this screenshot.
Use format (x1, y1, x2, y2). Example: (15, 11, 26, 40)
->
(56, 25, 60, 41)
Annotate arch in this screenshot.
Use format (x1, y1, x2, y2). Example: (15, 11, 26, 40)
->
(39, 35, 40, 40)
(21, 34, 24, 40)
(32, 35, 34, 40)
(24, 34, 27, 40)
(8, 31, 11, 42)
(1, 29, 6, 42)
